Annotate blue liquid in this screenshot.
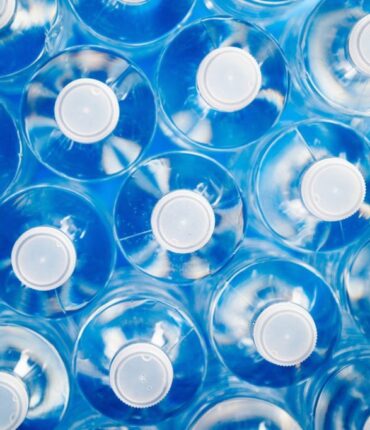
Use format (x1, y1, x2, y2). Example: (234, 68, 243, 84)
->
(22, 46, 156, 181)
(251, 120, 370, 252)
(210, 259, 341, 387)
(156, 17, 289, 150)
(0, 185, 116, 317)
(73, 287, 207, 425)
(0, 104, 21, 198)
(69, 0, 195, 47)
(114, 151, 245, 283)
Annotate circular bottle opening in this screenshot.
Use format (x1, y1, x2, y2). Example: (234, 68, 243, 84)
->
(0, 0, 16, 30)
(150, 189, 215, 254)
(0, 372, 29, 430)
(11, 226, 77, 291)
(349, 15, 370, 76)
(253, 302, 317, 367)
(301, 157, 366, 222)
(110, 343, 174, 409)
(54, 78, 120, 144)
(196, 47, 262, 112)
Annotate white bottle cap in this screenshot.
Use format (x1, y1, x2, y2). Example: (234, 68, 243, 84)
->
(54, 78, 120, 144)
(301, 158, 366, 222)
(364, 417, 370, 430)
(196, 47, 262, 112)
(0, 0, 16, 30)
(0, 372, 29, 430)
(349, 15, 370, 76)
(150, 189, 215, 254)
(253, 302, 317, 367)
(119, 0, 148, 4)
(11, 226, 77, 291)
(109, 343, 173, 409)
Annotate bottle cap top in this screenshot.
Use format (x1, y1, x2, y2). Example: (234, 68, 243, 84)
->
(54, 78, 120, 144)
(0, 372, 29, 430)
(196, 47, 262, 112)
(0, 0, 16, 30)
(253, 302, 317, 367)
(119, 0, 148, 3)
(11, 226, 77, 291)
(301, 158, 366, 222)
(110, 343, 173, 409)
(151, 189, 215, 254)
(349, 15, 370, 76)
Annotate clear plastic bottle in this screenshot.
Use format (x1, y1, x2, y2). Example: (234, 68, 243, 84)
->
(0, 316, 70, 429)
(67, 0, 195, 54)
(0, 103, 21, 198)
(209, 258, 341, 387)
(156, 16, 289, 151)
(287, 0, 370, 117)
(114, 151, 245, 283)
(0, 184, 116, 317)
(21, 46, 156, 181)
(249, 120, 370, 252)
(73, 281, 207, 426)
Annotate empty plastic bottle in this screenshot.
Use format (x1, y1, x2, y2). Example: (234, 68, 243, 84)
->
(0, 184, 116, 317)
(0, 0, 62, 88)
(209, 258, 341, 387)
(22, 46, 156, 181)
(156, 16, 289, 150)
(114, 151, 245, 283)
(289, 0, 370, 117)
(0, 104, 21, 198)
(249, 120, 370, 252)
(73, 284, 207, 425)
(68, 0, 195, 52)
(0, 320, 70, 429)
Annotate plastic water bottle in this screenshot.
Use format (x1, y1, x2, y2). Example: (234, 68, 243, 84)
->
(209, 258, 341, 387)
(156, 16, 289, 151)
(0, 104, 21, 198)
(0, 184, 116, 318)
(21, 46, 156, 181)
(288, 0, 370, 117)
(249, 119, 370, 252)
(0, 318, 70, 429)
(306, 347, 370, 430)
(114, 151, 245, 283)
(0, 0, 62, 89)
(68, 0, 195, 52)
(73, 283, 207, 426)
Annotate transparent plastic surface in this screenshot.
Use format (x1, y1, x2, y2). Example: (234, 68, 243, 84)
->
(114, 151, 245, 282)
(0, 0, 57, 78)
(252, 120, 370, 252)
(69, 0, 195, 46)
(22, 47, 156, 180)
(74, 292, 207, 425)
(0, 324, 69, 429)
(157, 17, 289, 150)
(210, 259, 341, 387)
(297, 0, 370, 115)
(0, 104, 21, 198)
(0, 185, 116, 317)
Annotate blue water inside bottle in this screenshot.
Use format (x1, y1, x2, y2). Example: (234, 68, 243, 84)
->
(156, 16, 289, 151)
(0, 103, 21, 198)
(0, 184, 116, 318)
(114, 150, 245, 283)
(250, 120, 370, 252)
(21, 46, 156, 181)
(73, 283, 207, 425)
(210, 258, 341, 387)
(0, 316, 70, 429)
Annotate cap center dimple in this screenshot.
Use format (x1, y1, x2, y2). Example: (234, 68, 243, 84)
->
(11, 226, 77, 291)
(150, 189, 215, 254)
(54, 78, 120, 144)
(349, 15, 370, 75)
(196, 47, 262, 112)
(0, 372, 29, 430)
